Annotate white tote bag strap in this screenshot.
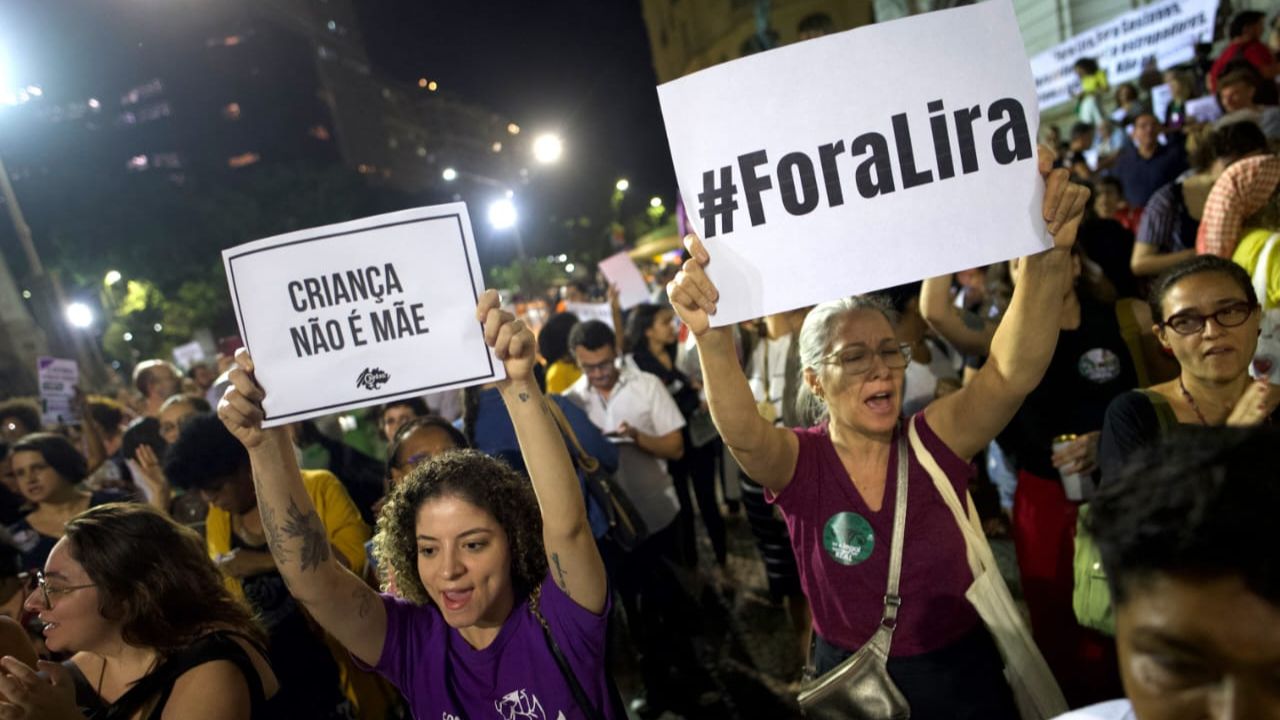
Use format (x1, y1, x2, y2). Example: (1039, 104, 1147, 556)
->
(1252, 233, 1280, 311)
(907, 415, 1068, 719)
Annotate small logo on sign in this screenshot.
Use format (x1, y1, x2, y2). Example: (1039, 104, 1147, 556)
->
(356, 368, 390, 391)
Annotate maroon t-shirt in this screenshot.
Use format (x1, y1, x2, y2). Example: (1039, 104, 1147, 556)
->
(768, 413, 980, 656)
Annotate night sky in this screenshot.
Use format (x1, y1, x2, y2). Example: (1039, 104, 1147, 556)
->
(358, 0, 677, 239)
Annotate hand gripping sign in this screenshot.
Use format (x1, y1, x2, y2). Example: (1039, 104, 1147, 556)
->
(657, 0, 1048, 327)
(222, 203, 503, 427)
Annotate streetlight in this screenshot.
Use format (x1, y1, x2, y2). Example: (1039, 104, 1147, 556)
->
(649, 196, 663, 208)
(532, 133, 563, 165)
(65, 302, 93, 329)
(441, 167, 458, 182)
(615, 178, 630, 192)
(488, 198, 517, 231)
(104, 270, 122, 286)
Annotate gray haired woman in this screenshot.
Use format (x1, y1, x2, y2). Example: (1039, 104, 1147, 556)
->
(667, 148, 1089, 716)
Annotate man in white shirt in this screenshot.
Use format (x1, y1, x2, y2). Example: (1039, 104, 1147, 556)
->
(562, 321, 684, 535)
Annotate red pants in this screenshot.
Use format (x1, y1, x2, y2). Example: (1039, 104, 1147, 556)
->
(1013, 470, 1122, 707)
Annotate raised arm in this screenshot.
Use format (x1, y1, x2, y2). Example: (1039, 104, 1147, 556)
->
(668, 235, 799, 493)
(926, 148, 1090, 460)
(919, 273, 997, 357)
(217, 353, 386, 667)
(477, 290, 607, 613)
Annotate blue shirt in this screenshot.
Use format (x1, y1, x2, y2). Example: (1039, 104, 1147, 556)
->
(1110, 139, 1188, 208)
(472, 388, 617, 539)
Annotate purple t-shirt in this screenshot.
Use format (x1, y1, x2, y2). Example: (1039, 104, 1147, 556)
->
(768, 413, 980, 656)
(360, 572, 616, 720)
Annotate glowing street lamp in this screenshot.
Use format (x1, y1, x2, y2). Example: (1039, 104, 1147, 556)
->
(532, 133, 563, 165)
(488, 198, 518, 230)
(65, 302, 93, 329)
(615, 178, 630, 192)
(104, 270, 122, 286)
(649, 196, 663, 208)
(441, 167, 458, 182)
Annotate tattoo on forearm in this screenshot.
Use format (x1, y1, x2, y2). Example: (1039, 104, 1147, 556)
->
(259, 504, 287, 563)
(354, 586, 374, 619)
(278, 497, 331, 571)
(551, 552, 569, 596)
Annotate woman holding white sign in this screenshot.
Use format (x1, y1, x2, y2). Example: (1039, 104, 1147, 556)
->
(668, 147, 1084, 717)
(216, 291, 620, 720)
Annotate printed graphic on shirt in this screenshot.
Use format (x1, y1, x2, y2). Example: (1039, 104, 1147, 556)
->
(1077, 348, 1122, 383)
(494, 688, 564, 720)
(822, 512, 875, 566)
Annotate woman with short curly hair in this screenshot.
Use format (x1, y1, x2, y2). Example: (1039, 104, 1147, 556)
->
(217, 290, 620, 719)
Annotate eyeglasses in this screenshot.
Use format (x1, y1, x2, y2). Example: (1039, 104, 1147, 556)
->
(34, 570, 95, 611)
(578, 358, 616, 374)
(819, 343, 912, 375)
(1161, 302, 1255, 336)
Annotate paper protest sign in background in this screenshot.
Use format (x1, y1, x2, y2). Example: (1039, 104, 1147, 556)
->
(37, 357, 78, 426)
(564, 301, 615, 329)
(222, 203, 502, 427)
(658, 0, 1047, 327)
(171, 341, 206, 371)
(598, 251, 651, 310)
(1029, 0, 1217, 110)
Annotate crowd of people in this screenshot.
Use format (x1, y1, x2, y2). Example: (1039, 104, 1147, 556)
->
(1, 9, 1280, 720)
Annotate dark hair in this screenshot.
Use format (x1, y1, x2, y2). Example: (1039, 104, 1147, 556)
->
(1087, 426, 1280, 606)
(121, 417, 165, 463)
(1114, 83, 1139, 104)
(0, 528, 23, 580)
(1069, 122, 1095, 140)
(11, 433, 87, 486)
(1218, 67, 1258, 92)
(0, 399, 41, 436)
(65, 503, 265, 654)
(376, 398, 429, 425)
(163, 413, 248, 492)
(373, 449, 546, 606)
(184, 363, 211, 380)
(537, 312, 580, 366)
(1074, 57, 1099, 75)
(86, 397, 126, 438)
(386, 415, 468, 479)
(1213, 119, 1269, 163)
(1229, 10, 1265, 38)
(1097, 176, 1123, 195)
(1147, 255, 1257, 323)
(879, 282, 922, 315)
(568, 320, 616, 354)
(624, 303, 666, 354)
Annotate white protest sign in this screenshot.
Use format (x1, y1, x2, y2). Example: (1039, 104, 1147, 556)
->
(598, 251, 651, 310)
(171, 341, 206, 371)
(1029, 0, 1217, 110)
(564, 301, 615, 329)
(222, 203, 503, 427)
(37, 356, 78, 426)
(657, 0, 1047, 327)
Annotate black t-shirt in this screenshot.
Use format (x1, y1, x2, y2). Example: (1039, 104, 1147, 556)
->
(631, 346, 700, 419)
(999, 298, 1140, 479)
(1079, 218, 1139, 300)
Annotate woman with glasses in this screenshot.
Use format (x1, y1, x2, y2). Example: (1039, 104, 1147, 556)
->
(7, 434, 129, 571)
(1100, 256, 1279, 480)
(667, 148, 1089, 716)
(0, 503, 277, 718)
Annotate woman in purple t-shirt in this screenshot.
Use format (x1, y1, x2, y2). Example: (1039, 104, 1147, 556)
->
(668, 147, 1089, 717)
(217, 290, 619, 720)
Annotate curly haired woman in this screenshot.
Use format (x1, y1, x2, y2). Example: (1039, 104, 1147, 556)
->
(216, 290, 620, 719)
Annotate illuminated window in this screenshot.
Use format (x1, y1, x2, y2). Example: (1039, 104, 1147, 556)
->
(228, 152, 260, 168)
(222, 102, 242, 120)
